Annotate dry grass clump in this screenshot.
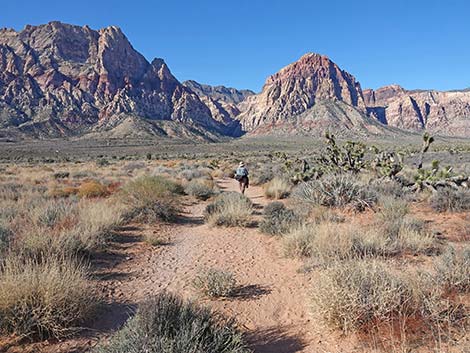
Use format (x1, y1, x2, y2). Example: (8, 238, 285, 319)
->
(0, 255, 99, 339)
(14, 199, 125, 259)
(435, 245, 470, 292)
(284, 217, 437, 263)
(204, 192, 252, 227)
(0, 223, 12, 253)
(259, 202, 301, 236)
(77, 181, 109, 198)
(30, 199, 78, 228)
(284, 223, 387, 261)
(430, 188, 470, 212)
(263, 177, 291, 200)
(94, 292, 250, 353)
(184, 179, 217, 200)
(376, 197, 437, 255)
(311, 260, 442, 334)
(119, 175, 183, 223)
(293, 174, 377, 211)
(192, 268, 237, 298)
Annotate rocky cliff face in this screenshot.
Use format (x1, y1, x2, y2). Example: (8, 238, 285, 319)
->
(0, 22, 226, 139)
(364, 85, 470, 136)
(235, 53, 386, 136)
(182, 80, 253, 133)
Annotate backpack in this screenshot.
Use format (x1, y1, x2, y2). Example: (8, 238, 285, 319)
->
(235, 167, 247, 180)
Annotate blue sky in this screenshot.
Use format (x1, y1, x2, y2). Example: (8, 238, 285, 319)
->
(2, 0, 469, 92)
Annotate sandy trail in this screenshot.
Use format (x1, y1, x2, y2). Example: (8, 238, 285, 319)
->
(96, 178, 317, 353)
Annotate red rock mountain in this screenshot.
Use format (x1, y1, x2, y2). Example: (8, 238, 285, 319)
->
(235, 53, 387, 136)
(364, 85, 470, 136)
(0, 22, 230, 139)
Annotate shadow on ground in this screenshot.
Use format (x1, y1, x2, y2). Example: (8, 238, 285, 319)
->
(231, 284, 271, 301)
(248, 327, 307, 353)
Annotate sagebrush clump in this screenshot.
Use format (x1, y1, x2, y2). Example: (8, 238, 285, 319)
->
(430, 188, 470, 212)
(94, 292, 250, 353)
(192, 268, 237, 298)
(435, 245, 470, 292)
(184, 179, 217, 200)
(119, 175, 183, 222)
(311, 260, 429, 333)
(204, 192, 252, 227)
(263, 177, 291, 200)
(259, 202, 301, 236)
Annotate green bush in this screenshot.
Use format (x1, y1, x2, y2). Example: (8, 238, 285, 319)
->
(94, 292, 250, 353)
(192, 268, 236, 298)
(259, 202, 301, 236)
(204, 192, 252, 227)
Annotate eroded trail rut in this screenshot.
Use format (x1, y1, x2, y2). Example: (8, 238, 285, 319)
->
(100, 179, 316, 353)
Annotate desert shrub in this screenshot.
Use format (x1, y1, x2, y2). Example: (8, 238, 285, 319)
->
(375, 197, 436, 254)
(259, 202, 301, 235)
(77, 181, 109, 198)
(119, 176, 183, 223)
(263, 177, 291, 200)
(15, 200, 125, 259)
(204, 192, 252, 227)
(94, 292, 250, 353)
(284, 223, 386, 262)
(251, 165, 275, 185)
(0, 224, 12, 253)
(435, 246, 470, 292)
(430, 188, 470, 212)
(53, 172, 70, 179)
(96, 158, 109, 167)
(179, 167, 212, 182)
(293, 174, 376, 211)
(185, 179, 216, 200)
(310, 206, 345, 224)
(31, 199, 78, 228)
(74, 199, 126, 251)
(143, 233, 170, 246)
(192, 268, 236, 298)
(311, 260, 423, 332)
(0, 255, 98, 339)
(369, 179, 407, 199)
(49, 186, 79, 198)
(0, 183, 23, 201)
(122, 161, 146, 173)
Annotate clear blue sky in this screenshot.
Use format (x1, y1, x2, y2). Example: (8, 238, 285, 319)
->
(2, 0, 469, 92)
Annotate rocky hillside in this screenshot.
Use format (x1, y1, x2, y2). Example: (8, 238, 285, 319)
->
(364, 85, 470, 136)
(235, 53, 387, 136)
(182, 80, 253, 134)
(0, 22, 230, 140)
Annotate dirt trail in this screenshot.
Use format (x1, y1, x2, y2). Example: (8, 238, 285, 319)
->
(94, 178, 316, 352)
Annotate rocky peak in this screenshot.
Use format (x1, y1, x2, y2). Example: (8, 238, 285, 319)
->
(235, 53, 370, 134)
(0, 22, 227, 139)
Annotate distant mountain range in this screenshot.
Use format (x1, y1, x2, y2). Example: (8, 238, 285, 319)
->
(1, 21, 470, 140)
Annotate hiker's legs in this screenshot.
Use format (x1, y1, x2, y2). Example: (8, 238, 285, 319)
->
(239, 180, 246, 194)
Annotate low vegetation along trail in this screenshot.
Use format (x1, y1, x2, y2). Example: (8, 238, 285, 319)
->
(98, 178, 315, 353)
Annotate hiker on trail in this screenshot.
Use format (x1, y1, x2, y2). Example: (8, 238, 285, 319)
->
(235, 162, 249, 194)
